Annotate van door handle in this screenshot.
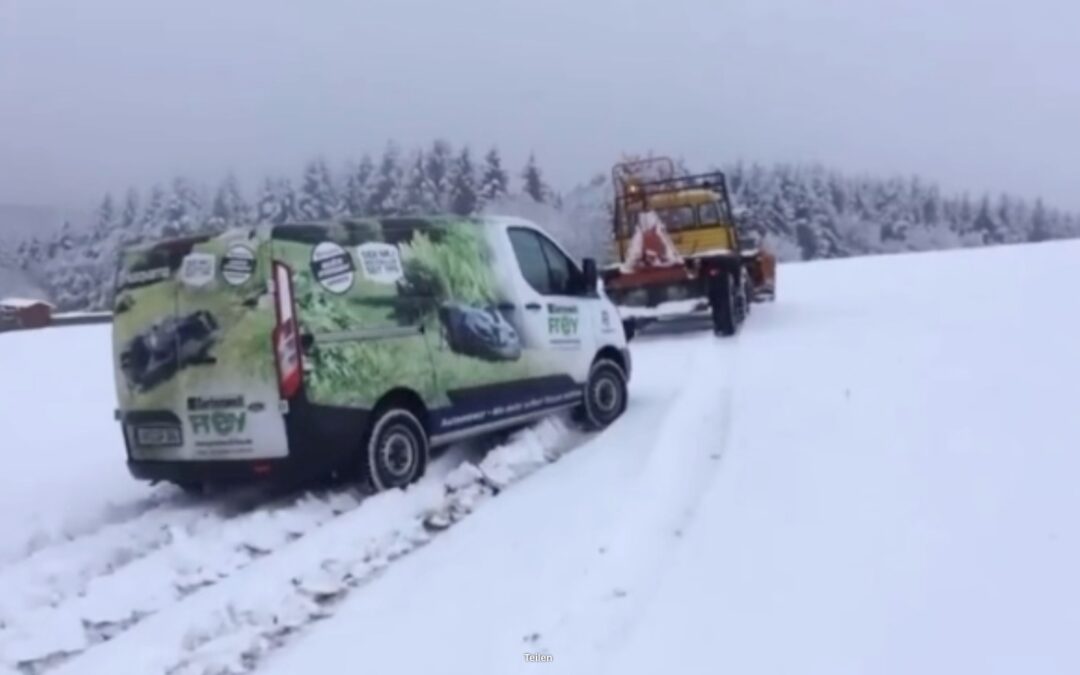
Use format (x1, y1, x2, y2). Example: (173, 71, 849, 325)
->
(496, 302, 516, 312)
(524, 302, 542, 311)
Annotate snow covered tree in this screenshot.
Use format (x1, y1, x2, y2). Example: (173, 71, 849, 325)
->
(164, 177, 204, 236)
(57, 220, 76, 252)
(970, 197, 996, 246)
(298, 158, 340, 220)
(95, 194, 116, 236)
(448, 147, 479, 216)
(422, 139, 454, 211)
(208, 174, 251, 230)
(1030, 199, 1051, 242)
(76, 193, 119, 261)
(402, 150, 435, 215)
(522, 154, 550, 203)
(139, 184, 167, 241)
(343, 155, 375, 216)
(120, 188, 140, 231)
(367, 144, 405, 216)
(256, 177, 298, 225)
(479, 148, 509, 202)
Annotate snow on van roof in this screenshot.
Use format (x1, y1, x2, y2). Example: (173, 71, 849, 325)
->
(477, 214, 545, 229)
(0, 297, 55, 309)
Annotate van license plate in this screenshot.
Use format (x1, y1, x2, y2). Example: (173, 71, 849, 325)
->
(135, 426, 182, 447)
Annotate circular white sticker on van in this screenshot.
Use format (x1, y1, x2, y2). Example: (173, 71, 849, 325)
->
(311, 241, 355, 294)
(356, 242, 404, 285)
(221, 245, 256, 286)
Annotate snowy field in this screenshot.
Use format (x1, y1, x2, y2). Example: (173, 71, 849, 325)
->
(1, 240, 1078, 674)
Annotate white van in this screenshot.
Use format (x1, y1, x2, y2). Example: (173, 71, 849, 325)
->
(111, 216, 631, 493)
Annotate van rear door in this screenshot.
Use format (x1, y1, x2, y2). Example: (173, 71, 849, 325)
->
(113, 233, 288, 462)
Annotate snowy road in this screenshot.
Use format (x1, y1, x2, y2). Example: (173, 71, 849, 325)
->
(2, 240, 1079, 674)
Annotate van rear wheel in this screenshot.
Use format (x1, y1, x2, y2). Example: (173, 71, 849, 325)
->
(362, 408, 429, 492)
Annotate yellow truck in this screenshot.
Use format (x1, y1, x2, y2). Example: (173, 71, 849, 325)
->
(601, 157, 776, 339)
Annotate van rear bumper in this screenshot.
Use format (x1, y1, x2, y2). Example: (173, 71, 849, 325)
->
(127, 457, 295, 485)
(121, 393, 369, 486)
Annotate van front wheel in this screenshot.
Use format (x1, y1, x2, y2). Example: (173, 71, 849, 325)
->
(362, 408, 429, 492)
(579, 359, 628, 431)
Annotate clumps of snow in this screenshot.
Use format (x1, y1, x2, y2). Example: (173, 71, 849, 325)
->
(38, 416, 579, 675)
(0, 489, 364, 672)
(0, 498, 221, 630)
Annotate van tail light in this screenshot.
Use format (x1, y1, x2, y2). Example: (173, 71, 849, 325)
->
(272, 261, 302, 400)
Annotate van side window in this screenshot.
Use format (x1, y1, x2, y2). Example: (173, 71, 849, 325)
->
(537, 236, 578, 296)
(509, 227, 584, 297)
(508, 228, 552, 295)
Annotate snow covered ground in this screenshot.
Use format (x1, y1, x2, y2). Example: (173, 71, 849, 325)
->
(0, 325, 163, 565)
(1, 240, 1078, 674)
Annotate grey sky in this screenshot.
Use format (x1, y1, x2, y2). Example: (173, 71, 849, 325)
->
(2, 0, 1079, 212)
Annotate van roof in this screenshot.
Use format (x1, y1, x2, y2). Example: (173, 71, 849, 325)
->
(270, 214, 548, 237)
(119, 215, 550, 254)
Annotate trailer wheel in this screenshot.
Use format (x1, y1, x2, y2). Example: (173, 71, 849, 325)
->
(709, 271, 738, 337)
(361, 407, 429, 492)
(579, 358, 628, 431)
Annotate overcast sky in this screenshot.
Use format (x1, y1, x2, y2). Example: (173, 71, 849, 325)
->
(2, 0, 1079, 212)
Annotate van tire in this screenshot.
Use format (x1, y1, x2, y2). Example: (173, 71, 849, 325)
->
(362, 408, 429, 492)
(579, 359, 628, 431)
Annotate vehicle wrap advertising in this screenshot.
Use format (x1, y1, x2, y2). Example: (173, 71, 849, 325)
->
(112, 228, 287, 461)
(112, 217, 579, 463)
(269, 217, 569, 417)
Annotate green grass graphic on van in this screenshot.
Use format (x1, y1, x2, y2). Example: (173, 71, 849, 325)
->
(114, 217, 578, 416)
(397, 226, 499, 306)
(270, 217, 546, 409)
(112, 232, 276, 410)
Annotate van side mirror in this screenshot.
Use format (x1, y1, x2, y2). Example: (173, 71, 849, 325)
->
(581, 258, 598, 296)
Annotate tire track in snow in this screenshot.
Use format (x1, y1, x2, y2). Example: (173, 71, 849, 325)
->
(0, 490, 367, 673)
(37, 417, 584, 675)
(0, 428, 552, 674)
(0, 482, 347, 672)
(0, 484, 284, 631)
(533, 334, 741, 668)
(3, 490, 180, 568)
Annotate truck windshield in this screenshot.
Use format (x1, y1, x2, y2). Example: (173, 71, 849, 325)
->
(697, 201, 721, 224)
(655, 206, 697, 232)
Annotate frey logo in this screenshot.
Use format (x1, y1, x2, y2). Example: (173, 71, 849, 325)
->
(187, 396, 247, 436)
(547, 303, 580, 344)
